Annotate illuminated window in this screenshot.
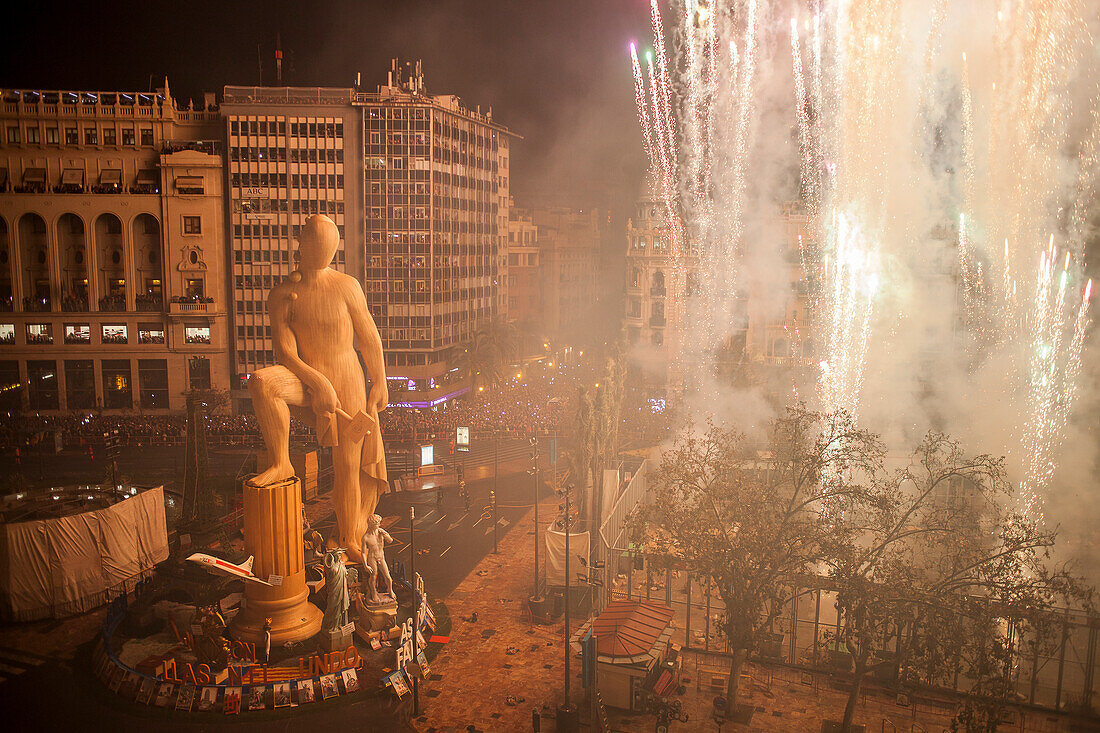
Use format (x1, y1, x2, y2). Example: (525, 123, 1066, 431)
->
(101, 359, 132, 409)
(138, 327, 165, 344)
(64, 324, 91, 344)
(101, 324, 128, 344)
(0, 324, 13, 344)
(185, 326, 211, 344)
(26, 323, 52, 344)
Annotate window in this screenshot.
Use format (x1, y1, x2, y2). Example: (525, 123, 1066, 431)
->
(64, 324, 91, 344)
(140, 127, 153, 146)
(103, 127, 116, 145)
(26, 323, 52, 344)
(185, 278, 205, 297)
(0, 361, 18, 412)
(26, 127, 39, 144)
(101, 324, 128, 344)
(188, 357, 211, 389)
(0, 324, 13, 344)
(6, 127, 19, 143)
(84, 127, 97, 145)
(122, 127, 135, 145)
(65, 127, 78, 145)
(27, 360, 59, 410)
(138, 359, 168, 409)
(101, 359, 132, 409)
(61, 360, 95, 409)
(183, 216, 201, 234)
(185, 326, 211, 344)
(45, 127, 58, 144)
(175, 176, 203, 194)
(138, 326, 165, 344)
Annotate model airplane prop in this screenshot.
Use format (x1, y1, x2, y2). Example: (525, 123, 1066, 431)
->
(186, 553, 274, 586)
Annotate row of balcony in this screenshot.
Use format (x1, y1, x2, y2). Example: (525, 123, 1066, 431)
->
(0, 294, 215, 315)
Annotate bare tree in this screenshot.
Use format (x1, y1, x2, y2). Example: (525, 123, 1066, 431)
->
(827, 433, 1091, 732)
(630, 407, 882, 710)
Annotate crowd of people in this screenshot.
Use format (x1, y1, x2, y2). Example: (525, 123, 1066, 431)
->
(0, 358, 671, 451)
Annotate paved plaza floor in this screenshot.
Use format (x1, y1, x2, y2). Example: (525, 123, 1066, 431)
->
(1, 472, 1096, 732)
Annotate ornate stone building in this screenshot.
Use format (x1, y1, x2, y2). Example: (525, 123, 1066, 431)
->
(0, 84, 229, 413)
(623, 187, 813, 391)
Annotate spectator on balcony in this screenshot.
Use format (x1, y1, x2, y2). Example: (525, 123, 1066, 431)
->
(62, 294, 89, 312)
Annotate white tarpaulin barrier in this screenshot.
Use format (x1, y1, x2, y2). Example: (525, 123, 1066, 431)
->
(0, 487, 169, 620)
(545, 525, 590, 587)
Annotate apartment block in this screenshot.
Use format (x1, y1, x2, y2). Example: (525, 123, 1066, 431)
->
(220, 86, 362, 408)
(0, 84, 229, 413)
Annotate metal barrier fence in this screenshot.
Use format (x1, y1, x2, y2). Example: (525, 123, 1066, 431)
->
(592, 460, 1100, 719)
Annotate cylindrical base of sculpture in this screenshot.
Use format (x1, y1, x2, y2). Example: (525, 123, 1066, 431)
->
(229, 476, 322, 645)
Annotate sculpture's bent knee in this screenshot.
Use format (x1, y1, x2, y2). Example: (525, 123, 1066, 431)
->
(248, 370, 272, 402)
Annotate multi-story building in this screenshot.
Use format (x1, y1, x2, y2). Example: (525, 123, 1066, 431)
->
(505, 204, 540, 334)
(0, 84, 229, 414)
(360, 60, 516, 407)
(531, 206, 604, 345)
(220, 85, 362, 410)
(222, 61, 517, 410)
(624, 188, 812, 389)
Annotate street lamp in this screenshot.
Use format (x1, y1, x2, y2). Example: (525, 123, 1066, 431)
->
(490, 490, 498, 554)
(528, 436, 544, 608)
(557, 482, 579, 732)
(409, 505, 420, 716)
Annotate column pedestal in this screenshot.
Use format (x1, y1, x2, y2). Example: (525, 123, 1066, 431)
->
(229, 476, 322, 644)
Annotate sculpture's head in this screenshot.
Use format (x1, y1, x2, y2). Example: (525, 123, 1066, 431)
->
(367, 513, 382, 530)
(296, 215, 340, 270)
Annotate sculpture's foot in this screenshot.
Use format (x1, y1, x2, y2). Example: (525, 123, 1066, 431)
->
(248, 462, 294, 487)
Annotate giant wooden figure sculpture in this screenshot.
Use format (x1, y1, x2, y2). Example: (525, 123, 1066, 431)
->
(230, 214, 389, 643)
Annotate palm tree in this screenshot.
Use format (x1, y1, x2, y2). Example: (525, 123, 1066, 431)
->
(563, 339, 628, 529)
(459, 320, 519, 393)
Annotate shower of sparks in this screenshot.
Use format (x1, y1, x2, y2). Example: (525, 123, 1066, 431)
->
(629, 1, 1095, 523)
(631, 0, 762, 396)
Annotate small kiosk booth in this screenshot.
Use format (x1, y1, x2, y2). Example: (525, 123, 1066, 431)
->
(571, 600, 677, 711)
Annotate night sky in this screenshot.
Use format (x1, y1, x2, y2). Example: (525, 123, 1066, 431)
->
(1, 0, 653, 214)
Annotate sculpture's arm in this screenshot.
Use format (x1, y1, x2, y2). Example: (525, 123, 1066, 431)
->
(345, 277, 388, 412)
(379, 528, 394, 544)
(271, 289, 338, 413)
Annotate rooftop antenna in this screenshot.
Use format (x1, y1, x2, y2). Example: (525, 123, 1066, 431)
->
(275, 33, 283, 85)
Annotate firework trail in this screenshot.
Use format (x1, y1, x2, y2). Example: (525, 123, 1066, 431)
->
(629, 1, 1095, 523)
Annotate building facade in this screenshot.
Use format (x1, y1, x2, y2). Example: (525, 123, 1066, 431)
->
(504, 204, 540, 332)
(0, 84, 229, 414)
(624, 190, 812, 389)
(221, 62, 516, 410)
(531, 206, 604, 345)
(220, 86, 362, 409)
(359, 61, 516, 407)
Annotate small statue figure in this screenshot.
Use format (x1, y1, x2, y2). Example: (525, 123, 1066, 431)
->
(322, 548, 351, 632)
(262, 617, 272, 663)
(361, 514, 395, 602)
